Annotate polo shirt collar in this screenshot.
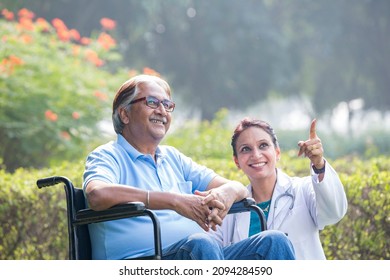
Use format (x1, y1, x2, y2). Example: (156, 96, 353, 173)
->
(116, 134, 166, 161)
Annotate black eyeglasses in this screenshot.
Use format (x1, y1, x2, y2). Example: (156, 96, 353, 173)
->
(129, 96, 175, 112)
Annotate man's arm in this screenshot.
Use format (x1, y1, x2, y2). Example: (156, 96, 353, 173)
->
(85, 180, 151, 210)
(85, 179, 223, 232)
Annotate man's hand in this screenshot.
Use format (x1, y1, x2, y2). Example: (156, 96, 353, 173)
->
(195, 181, 248, 231)
(174, 193, 225, 232)
(195, 189, 229, 231)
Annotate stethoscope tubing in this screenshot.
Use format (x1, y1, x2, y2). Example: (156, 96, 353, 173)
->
(270, 188, 295, 230)
(274, 191, 295, 210)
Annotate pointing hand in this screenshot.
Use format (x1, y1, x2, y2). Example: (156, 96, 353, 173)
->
(297, 119, 325, 168)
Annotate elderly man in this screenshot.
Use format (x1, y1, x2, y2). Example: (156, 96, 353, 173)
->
(83, 74, 295, 260)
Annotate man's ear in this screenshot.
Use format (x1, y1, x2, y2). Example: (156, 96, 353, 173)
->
(119, 107, 129, 124)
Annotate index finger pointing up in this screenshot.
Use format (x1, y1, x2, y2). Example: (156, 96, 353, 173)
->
(310, 119, 317, 139)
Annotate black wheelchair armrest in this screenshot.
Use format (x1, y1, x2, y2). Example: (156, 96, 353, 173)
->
(228, 197, 256, 214)
(228, 198, 267, 231)
(75, 202, 147, 225)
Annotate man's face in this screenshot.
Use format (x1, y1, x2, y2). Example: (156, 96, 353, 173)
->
(121, 81, 172, 145)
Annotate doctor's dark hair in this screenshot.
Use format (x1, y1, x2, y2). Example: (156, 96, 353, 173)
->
(112, 75, 171, 134)
(231, 117, 279, 157)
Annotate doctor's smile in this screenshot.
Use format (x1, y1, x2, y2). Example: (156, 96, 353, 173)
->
(249, 162, 266, 168)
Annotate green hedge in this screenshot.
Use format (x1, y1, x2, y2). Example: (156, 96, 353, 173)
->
(1, 154, 389, 260)
(0, 161, 83, 259)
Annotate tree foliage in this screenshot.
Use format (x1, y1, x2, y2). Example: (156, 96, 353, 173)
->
(282, 0, 390, 116)
(2, 0, 389, 120)
(0, 8, 128, 171)
(1, 2, 389, 171)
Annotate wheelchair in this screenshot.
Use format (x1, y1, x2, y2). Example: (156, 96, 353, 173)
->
(37, 176, 267, 260)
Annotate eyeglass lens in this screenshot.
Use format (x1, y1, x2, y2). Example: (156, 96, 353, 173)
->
(146, 96, 175, 112)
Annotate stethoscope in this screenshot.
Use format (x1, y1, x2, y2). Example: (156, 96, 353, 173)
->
(273, 188, 295, 211)
(269, 187, 295, 231)
(234, 185, 296, 240)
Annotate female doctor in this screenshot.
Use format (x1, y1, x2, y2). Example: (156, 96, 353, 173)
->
(209, 118, 348, 259)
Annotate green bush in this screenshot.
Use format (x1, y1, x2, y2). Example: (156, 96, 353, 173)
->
(164, 108, 234, 160)
(321, 156, 390, 259)
(0, 161, 83, 259)
(1, 153, 389, 260)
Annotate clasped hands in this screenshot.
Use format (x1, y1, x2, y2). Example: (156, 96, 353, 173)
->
(179, 188, 234, 232)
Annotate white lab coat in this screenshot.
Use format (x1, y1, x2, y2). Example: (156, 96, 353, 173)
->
(209, 161, 348, 260)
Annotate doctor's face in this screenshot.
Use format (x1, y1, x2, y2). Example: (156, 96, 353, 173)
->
(233, 126, 280, 181)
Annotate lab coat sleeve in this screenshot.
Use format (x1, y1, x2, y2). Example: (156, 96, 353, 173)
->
(311, 160, 348, 229)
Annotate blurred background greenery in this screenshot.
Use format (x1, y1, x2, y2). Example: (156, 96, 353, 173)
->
(1, 0, 390, 172)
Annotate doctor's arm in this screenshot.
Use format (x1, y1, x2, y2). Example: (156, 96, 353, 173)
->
(312, 163, 348, 228)
(298, 119, 347, 227)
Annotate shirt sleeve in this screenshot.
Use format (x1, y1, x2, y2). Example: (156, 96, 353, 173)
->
(166, 146, 217, 193)
(83, 145, 120, 190)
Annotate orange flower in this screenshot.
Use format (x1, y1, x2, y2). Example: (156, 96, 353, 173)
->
(0, 58, 8, 74)
(143, 67, 160, 77)
(72, 111, 80, 119)
(45, 110, 58, 122)
(60, 131, 71, 140)
(85, 49, 104, 67)
(18, 8, 35, 20)
(57, 29, 71, 42)
(94, 90, 108, 101)
(80, 37, 91, 45)
(69, 29, 81, 41)
(20, 34, 33, 44)
(0, 55, 24, 75)
(52, 18, 72, 42)
(9, 55, 24, 66)
(72, 45, 81, 56)
(51, 18, 67, 30)
(100, 18, 116, 30)
(97, 32, 116, 50)
(35, 18, 51, 32)
(18, 17, 34, 31)
(1, 9, 14, 21)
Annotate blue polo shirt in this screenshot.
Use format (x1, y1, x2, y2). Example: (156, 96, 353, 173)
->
(83, 134, 216, 259)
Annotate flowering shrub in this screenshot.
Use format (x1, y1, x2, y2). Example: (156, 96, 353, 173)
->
(0, 8, 142, 171)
